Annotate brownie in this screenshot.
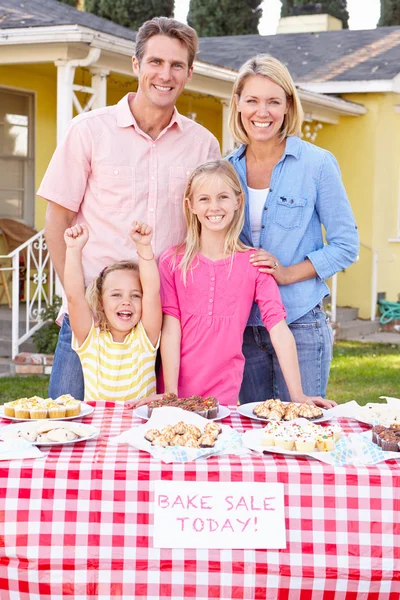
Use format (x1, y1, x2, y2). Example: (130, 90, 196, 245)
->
(147, 394, 219, 419)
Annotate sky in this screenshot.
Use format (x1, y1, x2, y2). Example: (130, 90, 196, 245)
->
(174, 0, 382, 34)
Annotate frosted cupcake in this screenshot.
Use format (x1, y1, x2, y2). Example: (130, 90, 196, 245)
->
(275, 433, 295, 451)
(316, 432, 335, 452)
(262, 428, 276, 447)
(3, 399, 23, 418)
(45, 400, 67, 419)
(64, 400, 81, 418)
(295, 436, 316, 452)
(14, 400, 31, 420)
(55, 394, 76, 405)
(325, 425, 342, 442)
(29, 403, 48, 420)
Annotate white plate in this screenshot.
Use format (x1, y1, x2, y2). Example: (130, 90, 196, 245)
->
(242, 429, 328, 457)
(0, 402, 94, 422)
(237, 402, 331, 424)
(134, 404, 231, 422)
(0, 421, 99, 447)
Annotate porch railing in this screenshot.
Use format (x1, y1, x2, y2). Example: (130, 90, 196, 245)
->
(0, 229, 56, 359)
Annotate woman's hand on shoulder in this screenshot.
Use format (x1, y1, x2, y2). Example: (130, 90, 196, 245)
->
(250, 250, 289, 284)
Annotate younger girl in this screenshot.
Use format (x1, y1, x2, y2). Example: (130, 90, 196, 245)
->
(64, 221, 161, 403)
(159, 160, 334, 408)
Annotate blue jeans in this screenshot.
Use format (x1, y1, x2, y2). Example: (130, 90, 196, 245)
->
(48, 315, 85, 401)
(239, 305, 334, 404)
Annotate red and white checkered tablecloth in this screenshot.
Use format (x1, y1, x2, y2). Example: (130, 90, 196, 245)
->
(0, 402, 400, 600)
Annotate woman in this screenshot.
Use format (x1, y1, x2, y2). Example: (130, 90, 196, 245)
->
(227, 55, 359, 404)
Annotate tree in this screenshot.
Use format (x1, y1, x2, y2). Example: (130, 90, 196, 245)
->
(187, 0, 262, 37)
(379, 0, 400, 25)
(84, 0, 174, 30)
(281, 1, 349, 29)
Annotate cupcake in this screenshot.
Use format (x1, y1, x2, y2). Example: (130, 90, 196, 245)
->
(316, 433, 335, 452)
(55, 394, 76, 405)
(275, 433, 294, 451)
(371, 425, 386, 445)
(29, 405, 48, 420)
(295, 436, 316, 452)
(14, 400, 31, 420)
(379, 429, 400, 452)
(262, 429, 276, 447)
(47, 402, 66, 419)
(3, 399, 22, 417)
(64, 400, 81, 418)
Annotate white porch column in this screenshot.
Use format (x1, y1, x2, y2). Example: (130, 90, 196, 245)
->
(221, 100, 235, 156)
(55, 60, 76, 144)
(90, 68, 109, 109)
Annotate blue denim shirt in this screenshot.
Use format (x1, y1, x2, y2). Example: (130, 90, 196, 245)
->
(227, 136, 359, 325)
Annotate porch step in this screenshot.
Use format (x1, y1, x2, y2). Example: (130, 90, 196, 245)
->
(0, 357, 14, 377)
(335, 319, 380, 340)
(335, 307, 359, 322)
(0, 337, 36, 358)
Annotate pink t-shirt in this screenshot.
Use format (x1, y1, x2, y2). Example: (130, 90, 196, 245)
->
(159, 248, 287, 405)
(37, 93, 221, 318)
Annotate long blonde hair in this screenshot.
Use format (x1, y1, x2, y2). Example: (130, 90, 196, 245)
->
(85, 261, 140, 331)
(176, 160, 249, 283)
(229, 54, 304, 145)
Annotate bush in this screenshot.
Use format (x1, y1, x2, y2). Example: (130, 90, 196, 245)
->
(32, 297, 62, 354)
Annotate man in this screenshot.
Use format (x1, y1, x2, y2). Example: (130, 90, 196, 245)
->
(38, 17, 221, 400)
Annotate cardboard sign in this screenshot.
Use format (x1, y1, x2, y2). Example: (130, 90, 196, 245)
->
(153, 481, 286, 549)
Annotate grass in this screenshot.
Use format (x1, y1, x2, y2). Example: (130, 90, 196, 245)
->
(327, 341, 400, 405)
(0, 342, 399, 405)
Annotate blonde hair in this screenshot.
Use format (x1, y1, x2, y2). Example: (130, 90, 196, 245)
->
(85, 261, 140, 332)
(229, 54, 304, 145)
(176, 160, 249, 283)
(135, 17, 198, 68)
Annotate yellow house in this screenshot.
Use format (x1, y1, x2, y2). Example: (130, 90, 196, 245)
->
(2, 1, 396, 342)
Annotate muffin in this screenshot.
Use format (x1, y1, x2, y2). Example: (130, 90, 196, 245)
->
(14, 402, 31, 420)
(316, 433, 335, 452)
(64, 400, 81, 418)
(295, 436, 316, 452)
(29, 405, 48, 420)
(47, 404, 67, 419)
(3, 399, 22, 417)
(275, 434, 294, 451)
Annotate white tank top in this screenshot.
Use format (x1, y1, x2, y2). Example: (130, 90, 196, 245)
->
(248, 186, 269, 247)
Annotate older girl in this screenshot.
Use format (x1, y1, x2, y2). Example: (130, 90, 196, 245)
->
(228, 55, 358, 404)
(159, 160, 332, 407)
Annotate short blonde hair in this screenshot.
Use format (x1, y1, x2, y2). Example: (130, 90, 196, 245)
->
(229, 54, 304, 145)
(176, 161, 249, 283)
(85, 261, 140, 332)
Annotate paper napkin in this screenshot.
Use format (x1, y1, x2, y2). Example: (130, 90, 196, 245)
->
(110, 406, 249, 463)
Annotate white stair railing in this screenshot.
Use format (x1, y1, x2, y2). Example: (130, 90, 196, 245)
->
(0, 229, 56, 358)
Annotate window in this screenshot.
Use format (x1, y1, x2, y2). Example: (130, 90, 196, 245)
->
(0, 88, 34, 225)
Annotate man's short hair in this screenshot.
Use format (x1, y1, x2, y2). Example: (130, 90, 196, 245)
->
(135, 17, 199, 69)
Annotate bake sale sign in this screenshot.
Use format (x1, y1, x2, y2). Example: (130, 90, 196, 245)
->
(153, 481, 286, 549)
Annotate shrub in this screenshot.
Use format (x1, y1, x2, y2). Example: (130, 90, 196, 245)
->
(32, 297, 62, 354)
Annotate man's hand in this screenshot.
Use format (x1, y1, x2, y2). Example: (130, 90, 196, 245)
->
(64, 223, 89, 250)
(130, 221, 153, 246)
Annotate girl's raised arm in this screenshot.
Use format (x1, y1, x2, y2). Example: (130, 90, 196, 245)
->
(64, 224, 93, 346)
(129, 222, 162, 347)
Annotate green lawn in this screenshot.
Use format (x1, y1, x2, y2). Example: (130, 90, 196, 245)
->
(0, 341, 399, 405)
(327, 341, 400, 405)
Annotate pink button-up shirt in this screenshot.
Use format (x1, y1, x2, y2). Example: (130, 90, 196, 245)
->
(159, 248, 287, 405)
(38, 93, 221, 317)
